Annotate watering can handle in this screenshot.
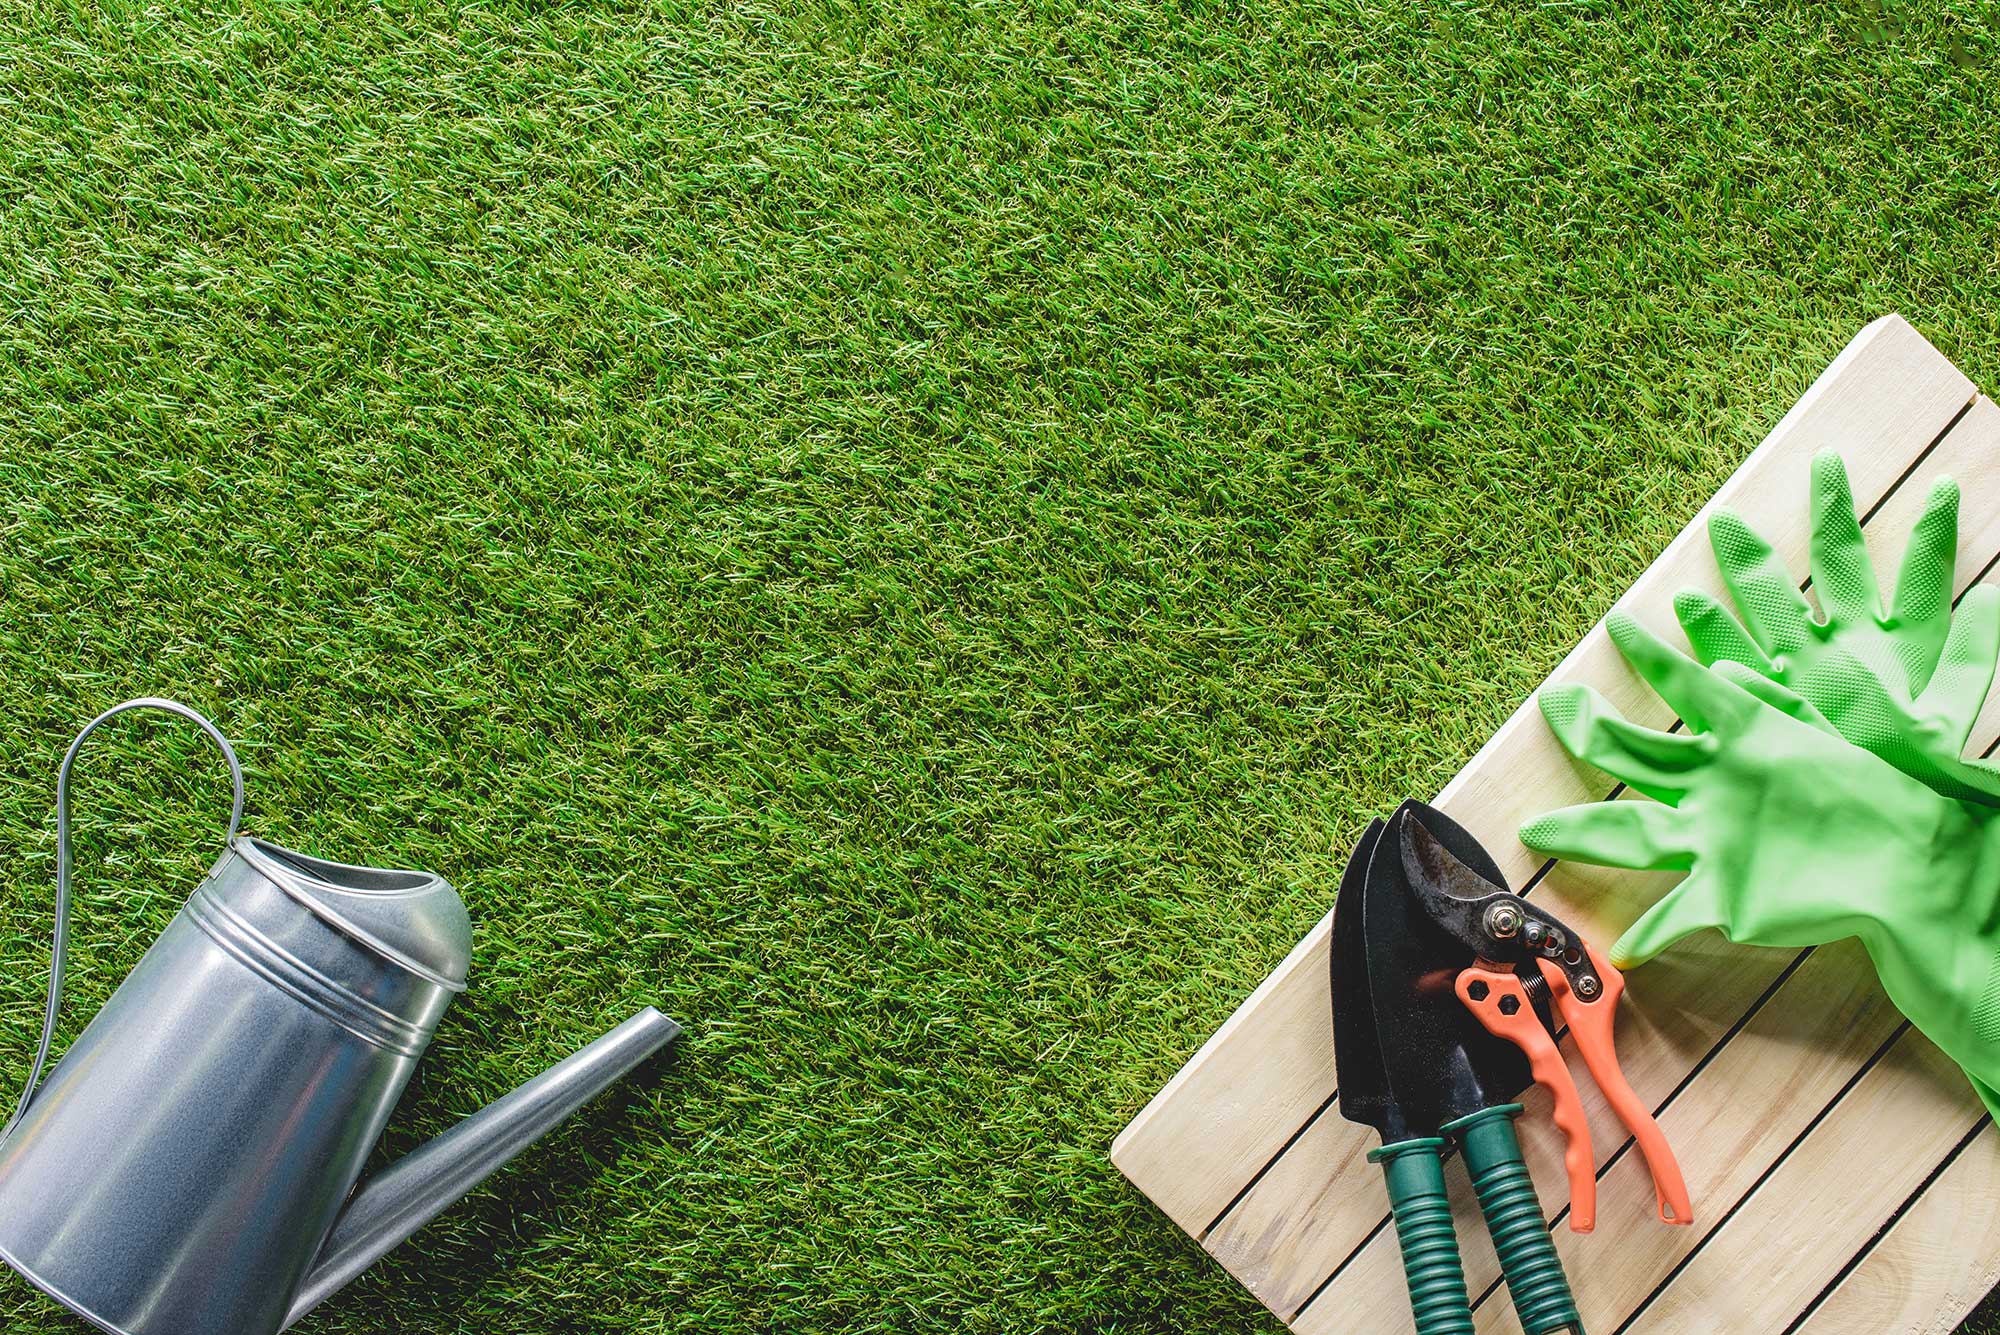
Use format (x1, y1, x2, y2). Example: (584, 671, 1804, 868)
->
(8, 699, 244, 1130)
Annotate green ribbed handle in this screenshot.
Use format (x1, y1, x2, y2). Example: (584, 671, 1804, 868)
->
(1448, 1105, 1584, 1335)
(1369, 1137, 1473, 1335)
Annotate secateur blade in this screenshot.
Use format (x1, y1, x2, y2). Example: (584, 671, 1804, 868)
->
(1369, 805, 1598, 1335)
(1395, 803, 1557, 1037)
(1399, 807, 1593, 1014)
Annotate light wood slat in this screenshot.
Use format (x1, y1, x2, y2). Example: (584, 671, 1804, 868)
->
(1634, 1027, 1981, 1334)
(1860, 396, 2000, 593)
(1285, 938, 1895, 1335)
(1200, 387, 2000, 1311)
(1112, 315, 1975, 1237)
(1283, 397, 2000, 1330)
(1791, 1124, 2000, 1335)
(1946, 398, 2000, 752)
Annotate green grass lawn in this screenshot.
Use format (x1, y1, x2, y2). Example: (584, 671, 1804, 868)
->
(0, 0, 1997, 1330)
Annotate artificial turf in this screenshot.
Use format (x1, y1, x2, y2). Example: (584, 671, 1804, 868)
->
(0, 0, 1997, 1331)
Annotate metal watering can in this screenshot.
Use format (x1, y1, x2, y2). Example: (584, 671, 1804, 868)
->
(0, 700, 682, 1335)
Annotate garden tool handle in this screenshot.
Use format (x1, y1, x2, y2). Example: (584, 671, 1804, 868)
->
(1368, 1138, 1475, 1335)
(1538, 944, 1692, 1227)
(1454, 965, 1596, 1233)
(1446, 1106, 1585, 1335)
(8, 699, 244, 1133)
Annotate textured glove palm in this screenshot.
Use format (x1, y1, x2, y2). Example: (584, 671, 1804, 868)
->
(1673, 450, 2000, 803)
(1522, 612, 2000, 1117)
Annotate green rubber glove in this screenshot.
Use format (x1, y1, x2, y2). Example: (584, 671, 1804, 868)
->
(1673, 450, 2000, 803)
(1522, 612, 2000, 1119)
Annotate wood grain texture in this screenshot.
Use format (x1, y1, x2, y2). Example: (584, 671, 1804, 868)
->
(1290, 938, 1891, 1335)
(1183, 318, 1978, 1302)
(1792, 1124, 2000, 1335)
(1469, 939, 1904, 1333)
(1633, 1026, 1982, 1334)
(1110, 316, 1997, 1334)
(1294, 379, 2000, 1333)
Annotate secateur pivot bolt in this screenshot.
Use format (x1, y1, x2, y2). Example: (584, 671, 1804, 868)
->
(1484, 902, 1523, 939)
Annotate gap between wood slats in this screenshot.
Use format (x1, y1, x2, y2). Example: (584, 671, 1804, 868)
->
(1782, 1115, 1996, 1335)
(1277, 393, 1984, 1324)
(1223, 393, 1975, 1254)
(1128, 317, 1984, 1247)
(1459, 948, 1819, 1312)
(1451, 517, 2000, 1328)
(1612, 1020, 1916, 1334)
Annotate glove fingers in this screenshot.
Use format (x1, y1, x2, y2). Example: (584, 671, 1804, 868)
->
(1536, 682, 1710, 802)
(1712, 660, 1836, 734)
(1807, 451, 1883, 624)
(1889, 477, 1961, 689)
(1605, 611, 1758, 736)
(1674, 589, 1777, 675)
(1917, 582, 2000, 745)
(1518, 800, 1695, 871)
(1709, 510, 1815, 658)
(1611, 872, 1717, 968)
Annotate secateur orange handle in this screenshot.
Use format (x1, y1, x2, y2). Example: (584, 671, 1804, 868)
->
(1538, 941, 1693, 1227)
(1452, 963, 1597, 1233)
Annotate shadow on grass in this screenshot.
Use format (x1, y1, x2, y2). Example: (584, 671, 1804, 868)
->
(303, 1042, 688, 1333)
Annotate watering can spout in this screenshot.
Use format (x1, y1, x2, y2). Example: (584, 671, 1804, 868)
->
(283, 1007, 682, 1329)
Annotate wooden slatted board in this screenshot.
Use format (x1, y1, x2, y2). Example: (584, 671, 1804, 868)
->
(1112, 315, 2000, 1335)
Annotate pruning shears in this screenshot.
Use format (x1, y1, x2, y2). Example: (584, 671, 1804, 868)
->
(1400, 814, 1693, 1232)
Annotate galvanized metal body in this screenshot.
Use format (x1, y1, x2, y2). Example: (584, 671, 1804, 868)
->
(0, 836, 468, 1335)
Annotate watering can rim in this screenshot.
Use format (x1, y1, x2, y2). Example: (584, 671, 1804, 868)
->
(231, 834, 470, 992)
